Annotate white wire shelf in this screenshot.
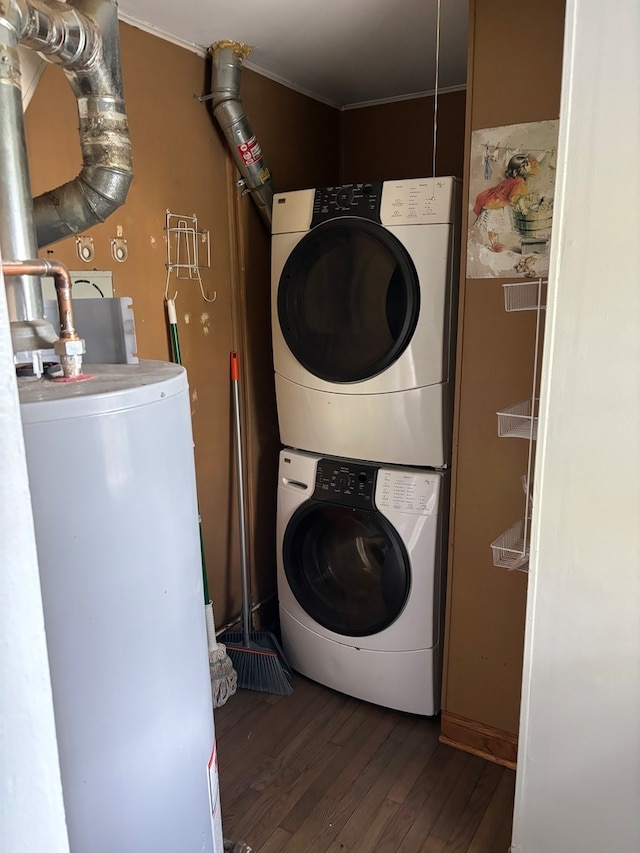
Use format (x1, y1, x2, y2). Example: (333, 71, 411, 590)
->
(164, 209, 216, 303)
(165, 211, 211, 279)
(497, 399, 539, 440)
(492, 278, 545, 573)
(490, 519, 530, 573)
(503, 279, 547, 312)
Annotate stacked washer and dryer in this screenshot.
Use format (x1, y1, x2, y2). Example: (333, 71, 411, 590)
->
(271, 177, 461, 716)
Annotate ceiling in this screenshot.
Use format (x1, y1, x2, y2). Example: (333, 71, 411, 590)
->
(117, 0, 469, 110)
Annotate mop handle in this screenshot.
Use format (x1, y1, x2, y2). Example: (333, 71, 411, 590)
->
(231, 352, 251, 646)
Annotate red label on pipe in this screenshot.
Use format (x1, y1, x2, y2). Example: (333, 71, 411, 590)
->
(237, 135, 262, 166)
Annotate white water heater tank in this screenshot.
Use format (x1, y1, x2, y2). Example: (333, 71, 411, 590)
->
(19, 361, 223, 853)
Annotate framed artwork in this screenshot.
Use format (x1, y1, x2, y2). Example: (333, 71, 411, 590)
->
(466, 120, 559, 279)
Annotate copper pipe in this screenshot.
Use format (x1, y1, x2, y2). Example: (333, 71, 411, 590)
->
(2, 259, 79, 341)
(3, 258, 85, 378)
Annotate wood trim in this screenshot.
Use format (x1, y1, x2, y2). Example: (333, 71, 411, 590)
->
(440, 711, 518, 770)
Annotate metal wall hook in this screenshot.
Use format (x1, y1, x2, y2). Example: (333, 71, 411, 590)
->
(75, 235, 94, 263)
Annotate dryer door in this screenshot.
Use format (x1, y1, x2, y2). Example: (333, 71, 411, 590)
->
(277, 219, 420, 383)
(282, 500, 410, 637)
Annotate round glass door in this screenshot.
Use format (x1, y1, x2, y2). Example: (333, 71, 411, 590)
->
(277, 219, 420, 383)
(283, 501, 410, 637)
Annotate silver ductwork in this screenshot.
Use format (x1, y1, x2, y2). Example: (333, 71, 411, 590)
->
(208, 40, 273, 230)
(27, 0, 133, 247)
(0, 0, 133, 362)
(0, 8, 52, 353)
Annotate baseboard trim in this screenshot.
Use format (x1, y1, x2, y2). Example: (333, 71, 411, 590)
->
(440, 710, 518, 769)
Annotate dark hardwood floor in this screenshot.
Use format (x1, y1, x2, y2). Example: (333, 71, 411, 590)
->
(214, 675, 515, 852)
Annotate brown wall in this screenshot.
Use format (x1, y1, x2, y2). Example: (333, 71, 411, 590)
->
(241, 70, 341, 193)
(24, 23, 340, 628)
(442, 0, 565, 745)
(340, 91, 466, 183)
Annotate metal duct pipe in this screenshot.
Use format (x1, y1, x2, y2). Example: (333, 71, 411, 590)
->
(208, 40, 273, 230)
(26, 0, 134, 247)
(0, 13, 54, 352)
(0, 0, 132, 361)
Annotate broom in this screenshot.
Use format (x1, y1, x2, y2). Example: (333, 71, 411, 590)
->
(166, 298, 237, 707)
(219, 351, 292, 696)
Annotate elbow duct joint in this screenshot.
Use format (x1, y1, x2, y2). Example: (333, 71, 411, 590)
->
(19, 0, 134, 247)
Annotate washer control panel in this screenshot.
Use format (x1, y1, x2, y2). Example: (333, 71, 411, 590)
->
(311, 182, 383, 226)
(375, 469, 441, 516)
(313, 458, 378, 509)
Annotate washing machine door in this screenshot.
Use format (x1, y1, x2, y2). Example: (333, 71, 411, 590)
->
(282, 500, 410, 637)
(277, 219, 420, 383)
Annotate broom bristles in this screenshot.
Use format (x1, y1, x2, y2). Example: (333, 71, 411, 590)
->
(223, 642, 292, 696)
(220, 630, 292, 674)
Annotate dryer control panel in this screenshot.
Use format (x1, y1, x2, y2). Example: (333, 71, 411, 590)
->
(311, 183, 383, 226)
(380, 177, 460, 226)
(313, 458, 378, 509)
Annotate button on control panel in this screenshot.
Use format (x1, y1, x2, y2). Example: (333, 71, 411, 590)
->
(313, 459, 377, 509)
(311, 182, 383, 226)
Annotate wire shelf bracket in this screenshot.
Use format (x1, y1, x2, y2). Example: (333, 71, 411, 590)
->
(164, 210, 216, 303)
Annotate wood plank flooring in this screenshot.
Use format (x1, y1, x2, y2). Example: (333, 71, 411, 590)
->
(214, 675, 515, 853)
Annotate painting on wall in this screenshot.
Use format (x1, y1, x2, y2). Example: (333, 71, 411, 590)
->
(467, 120, 559, 279)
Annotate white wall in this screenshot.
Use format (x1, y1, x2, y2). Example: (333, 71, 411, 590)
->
(511, 1, 640, 851)
(18, 46, 46, 109)
(0, 264, 69, 851)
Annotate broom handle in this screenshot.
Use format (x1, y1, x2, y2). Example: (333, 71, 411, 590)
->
(231, 352, 251, 646)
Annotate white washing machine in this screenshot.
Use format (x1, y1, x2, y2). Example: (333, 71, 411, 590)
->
(276, 449, 449, 716)
(271, 176, 461, 468)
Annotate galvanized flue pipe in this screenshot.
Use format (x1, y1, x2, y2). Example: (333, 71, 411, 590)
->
(209, 40, 274, 230)
(0, 14, 51, 351)
(29, 0, 133, 248)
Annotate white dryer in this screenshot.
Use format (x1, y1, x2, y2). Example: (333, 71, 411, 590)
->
(271, 177, 461, 467)
(276, 449, 449, 716)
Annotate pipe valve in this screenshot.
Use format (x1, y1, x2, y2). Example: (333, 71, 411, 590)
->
(53, 337, 86, 378)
